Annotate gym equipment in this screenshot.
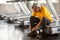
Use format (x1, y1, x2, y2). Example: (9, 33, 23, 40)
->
(0, 15, 7, 20)
(14, 19, 18, 21)
(15, 21, 24, 28)
(6, 17, 15, 24)
(15, 21, 25, 32)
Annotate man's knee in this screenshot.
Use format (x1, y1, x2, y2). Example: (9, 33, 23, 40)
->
(42, 17, 47, 21)
(42, 17, 51, 27)
(30, 16, 35, 19)
(30, 16, 40, 20)
(30, 16, 35, 23)
(30, 16, 39, 28)
(30, 16, 40, 24)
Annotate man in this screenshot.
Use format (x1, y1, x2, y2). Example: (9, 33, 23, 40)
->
(28, 3, 52, 37)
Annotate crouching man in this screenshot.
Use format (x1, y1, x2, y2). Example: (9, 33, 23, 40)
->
(28, 3, 52, 37)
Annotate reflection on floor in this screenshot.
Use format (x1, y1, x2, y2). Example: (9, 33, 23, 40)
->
(0, 20, 60, 40)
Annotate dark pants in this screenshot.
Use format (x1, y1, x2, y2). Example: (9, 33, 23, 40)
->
(30, 16, 51, 31)
(28, 16, 51, 37)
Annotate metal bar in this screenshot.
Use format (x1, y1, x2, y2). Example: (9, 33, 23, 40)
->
(17, 2, 28, 15)
(21, 2, 31, 15)
(13, 2, 21, 13)
(46, 0, 59, 20)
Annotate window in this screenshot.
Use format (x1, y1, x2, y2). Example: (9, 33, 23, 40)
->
(38, 0, 59, 3)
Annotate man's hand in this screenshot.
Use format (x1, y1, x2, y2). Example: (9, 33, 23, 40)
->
(32, 28, 37, 31)
(32, 26, 38, 31)
(31, 21, 41, 31)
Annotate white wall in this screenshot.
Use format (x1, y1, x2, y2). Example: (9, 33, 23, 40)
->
(0, 4, 18, 14)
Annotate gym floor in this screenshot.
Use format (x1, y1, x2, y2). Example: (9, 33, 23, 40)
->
(0, 20, 60, 40)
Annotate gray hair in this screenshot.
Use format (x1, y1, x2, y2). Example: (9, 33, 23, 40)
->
(32, 3, 40, 8)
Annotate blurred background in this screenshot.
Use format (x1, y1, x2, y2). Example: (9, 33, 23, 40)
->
(0, 0, 60, 21)
(0, 0, 60, 40)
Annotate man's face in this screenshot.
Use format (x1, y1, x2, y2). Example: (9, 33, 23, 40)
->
(32, 7, 40, 12)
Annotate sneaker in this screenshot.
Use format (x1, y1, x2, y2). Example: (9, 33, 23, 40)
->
(36, 34, 42, 39)
(40, 29, 43, 32)
(28, 31, 37, 38)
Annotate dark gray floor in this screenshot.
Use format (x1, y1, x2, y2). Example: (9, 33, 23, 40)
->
(0, 20, 60, 40)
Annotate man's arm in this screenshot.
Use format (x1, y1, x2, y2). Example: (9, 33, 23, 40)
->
(32, 20, 42, 31)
